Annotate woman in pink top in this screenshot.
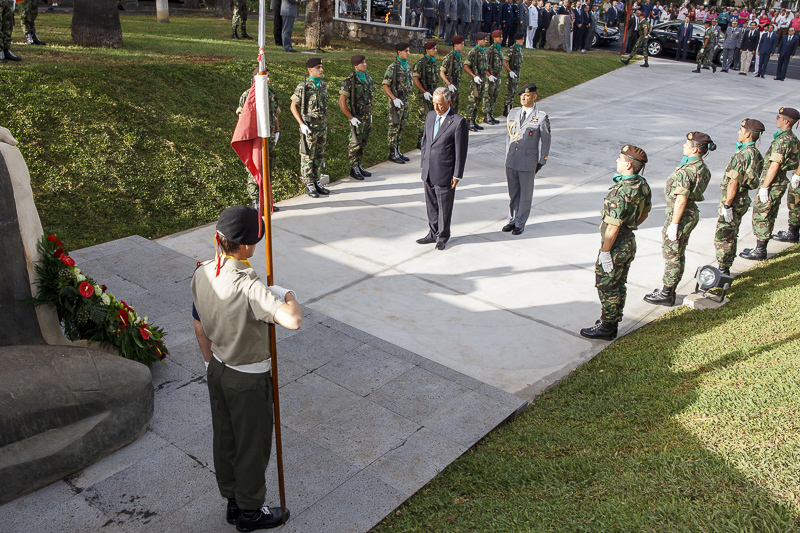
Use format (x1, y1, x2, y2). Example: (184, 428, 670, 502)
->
(738, 9, 749, 25)
(791, 12, 800, 31)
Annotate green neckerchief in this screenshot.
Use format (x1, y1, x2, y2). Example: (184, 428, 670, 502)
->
(355, 70, 366, 83)
(494, 43, 502, 53)
(309, 76, 321, 88)
(774, 128, 789, 140)
(426, 54, 437, 64)
(515, 43, 521, 52)
(736, 141, 755, 150)
(612, 172, 639, 183)
(680, 155, 700, 166)
(397, 57, 408, 70)
(476, 45, 486, 51)
(455, 51, 462, 60)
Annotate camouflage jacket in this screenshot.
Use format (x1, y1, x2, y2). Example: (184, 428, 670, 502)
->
(721, 143, 763, 196)
(702, 26, 715, 48)
(290, 78, 328, 126)
(638, 19, 651, 37)
(464, 45, 488, 79)
(503, 43, 523, 74)
(664, 157, 711, 216)
(237, 87, 280, 133)
(600, 175, 652, 245)
(440, 50, 463, 85)
(413, 55, 439, 93)
(763, 129, 800, 183)
(487, 44, 504, 76)
(340, 71, 375, 119)
(382, 59, 414, 100)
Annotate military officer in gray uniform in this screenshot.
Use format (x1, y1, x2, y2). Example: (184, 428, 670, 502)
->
(470, 0, 483, 45)
(445, 0, 458, 44)
(423, 0, 437, 37)
(457, 0, 472, 39)
(503, 83, 551, 235)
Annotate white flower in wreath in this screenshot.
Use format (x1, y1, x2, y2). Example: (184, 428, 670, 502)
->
(101, 293, 111, 305)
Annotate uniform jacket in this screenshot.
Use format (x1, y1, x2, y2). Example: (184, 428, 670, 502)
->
(505, 104, 551, 170)
(529, 4, 539, 27)
(520, 3, 529, 28)
(777, 33, 799, 57)
(740, 28, 760, 51)
(423, 0, 436, 16)
(501, 1, 514, 25)
(491, 0, 502, 25)
(722, 26, 743, 49)
(764, 129, 800, 178)
(457, 0, 471, 21)
(446, 0, 458, 18)
(600, 175, 652, 245)
(438, 0, 447, 18)
(472, 0, 482, 22)
(664, 157, 711, 216)
(482, 0, 493, 25)
(420, 108, 470, 186)
(721, 143, 763, 201)
(280, 0, 298, 17)
(756, 30, 777, 54)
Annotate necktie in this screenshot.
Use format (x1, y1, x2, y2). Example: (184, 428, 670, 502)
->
(433, 115, 443, 139)
(520, 110, 527, 124)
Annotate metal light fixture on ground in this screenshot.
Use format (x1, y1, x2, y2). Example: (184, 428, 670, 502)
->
(693, 265, 734, 303)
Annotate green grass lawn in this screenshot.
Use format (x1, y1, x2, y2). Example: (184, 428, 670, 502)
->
(373, 246, 800, 532)
(1, 13, 621, 249)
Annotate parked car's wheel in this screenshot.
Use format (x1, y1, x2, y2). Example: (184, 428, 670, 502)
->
(591, 33, 598, 48)
(647, 39, 663, 57)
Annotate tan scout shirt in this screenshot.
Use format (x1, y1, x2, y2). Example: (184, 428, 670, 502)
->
(191, 258, 283, 367)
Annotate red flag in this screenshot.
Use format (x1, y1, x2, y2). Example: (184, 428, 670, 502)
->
(231, 78, 273, 218)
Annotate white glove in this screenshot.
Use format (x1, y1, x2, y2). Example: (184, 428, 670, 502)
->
(473, 76, 482, 84)
(509, 71, 518, 79)
(393, 98, 404, 108)
(300, 124, 312, 136)
(273, 131, 280, 144)
(268, 285, 297, 302)
(722, 204, 734, 223)
(204, 361, 209, 370)
(350, 117, 361, 127)
(448, 84, 457, 92)
(699, 47, 705, 54)
(423, 91, 432, 101)
(667, 223, 679, 242)
(791, 174, 800, 189)
(599, 251, 613, 273)
(488, 75, 497, 82)
(758, 187, 769, 203)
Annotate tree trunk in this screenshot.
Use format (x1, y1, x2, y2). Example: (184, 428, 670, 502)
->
(305, 0, 334, 48)
(216, 0, 233, 19)
(71, 0, 123, 48)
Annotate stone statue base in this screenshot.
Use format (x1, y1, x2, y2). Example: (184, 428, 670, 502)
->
(547, 14, 572, 52)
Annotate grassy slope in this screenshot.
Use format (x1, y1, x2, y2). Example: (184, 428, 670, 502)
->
(373, 247, 800, 532)
(0, 14, 621, 248)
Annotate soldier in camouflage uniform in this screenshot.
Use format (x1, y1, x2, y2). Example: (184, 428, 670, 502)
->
(483, 30, 504, 125)
(502, 32, 524, 115)
(463, 31, 489, 131)
(692, 20, 717, 73)
(740, 107, 800, 259)
(620, 11, 650, 67)
(413, 41, 440, 148)
(713, 119, 765, 275)
(232, 0, 253, 39)
(645, 132, 715, 307)
(382, 42, 414, 164)
(20, 0, 45, 45)
(580, 145, 652, 341)
(1, 0, 21, 62)
(439, 35, 465, 114)
(339, 54, 375, 181)
(290, 58, 330, 199)
(774, 159, 800, 244)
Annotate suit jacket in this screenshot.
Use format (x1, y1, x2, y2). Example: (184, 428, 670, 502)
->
(280, 0, 298, 17)
(540, 7, 552, 29)
(491, 1, 502, 24)
(757, 31, 778, 54)
(572, 7, 583, 31)
(740, 28, 759, 51)
(505, 105, 551, 170)
(722, 26, 743, 49)
(676, 21, 693, 42)
(605, 6, 618, 25)
(777, 34, 799, 57)
(501, 2, 515, 25)
(421, 108, 469, 187)
(482, 0, 493, 24)
(472, 0, 482, 21)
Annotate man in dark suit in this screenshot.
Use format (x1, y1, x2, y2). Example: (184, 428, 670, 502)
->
(482, 0, 493, 32)
(417, 87, 469, 250)
(491, 0, 502, 31)
(572, 2, 584, 52)
(756, 24, 778, 78)
(625, 9, 639, 54)
(537, 0, 551, 48)
(605, 2, 618, 27)
(774, 27, 798, 80)
(675, 19, 692, 61)
(739, 21, 760, 75)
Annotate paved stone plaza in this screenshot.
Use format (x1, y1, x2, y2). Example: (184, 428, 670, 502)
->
(1, 56, 797, 531)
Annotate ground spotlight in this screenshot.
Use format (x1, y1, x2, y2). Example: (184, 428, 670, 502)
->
(693, 265, 734, 303)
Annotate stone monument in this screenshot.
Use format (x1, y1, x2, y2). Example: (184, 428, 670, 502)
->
(546, 14, 571, 52)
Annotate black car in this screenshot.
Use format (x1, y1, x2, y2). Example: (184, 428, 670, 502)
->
(646, 21, 722, 63)
(592, 22, 620, 47)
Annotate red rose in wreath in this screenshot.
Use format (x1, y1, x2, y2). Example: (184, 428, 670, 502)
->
(79, 282, 94, 298)
(48, 235, 63, 246)
(53, 248, 64, 258)
(60, 255, 76, 267)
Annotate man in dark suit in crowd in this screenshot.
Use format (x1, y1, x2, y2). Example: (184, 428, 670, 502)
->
(501, 0, 516, 45)
(756, 23, 778, 78)
(625, 8, 639, 54)
(491, 0, 502, 31)
(572, 1, 584, 52)
(417, 87, 469, 251)
(482, 0, 493, 32)
(774, 27, 799, 80)
(739, 20, 760, 75)
(536, 0, 550, 48)
(271, 0, 283, 46)
(605, 1, 618, 27)
(675, 18, 692, 61)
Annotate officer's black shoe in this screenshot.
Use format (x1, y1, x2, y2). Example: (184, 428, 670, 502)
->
(236, 505, 288, 532)
(227, 498, 241, 525)
(643, 286, 676, 307)
(711, 65, 717, 73)
(32, 33, 46, 45)
(468, 120, 479, 132)
(501, 223, 515, 232)
(436, 241, 446, 250)
(511, 226, 524, 235)
(26, 33, 35, 45)
(241, 32, 253, 39)
(773, 225, 799, 243)
(398, 150, 410, 162)
(357, 164, 371, 177)
(579, 321, 617, 341)
(474, 121, 484, 130)
(691, 68, 701, 73)
(313, 181, 330, 195)
(389, 149, 405, 164)
(4, 48, 21, 61)
(739, 240, 768, 260)
(232, 30, 240, 39)
(305, 183, 319, 198)
(416, 235, 436, 244)
(718, 266, 731, 276)
(350, 166, 365, 180)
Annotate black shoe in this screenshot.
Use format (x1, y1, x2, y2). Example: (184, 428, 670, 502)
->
(398, 150, 410, 162)
(692, 68, 701, 73)
(272, 205, 280, 212)
(26, 33, 35, 45)
(620, 57, 630, 65)
(350, 166, 365, 180)
(739, 240, 768, 260)
(313, 181, 330, 195)
(501, 223, 515, 232)
(511, 226, 524, 235)
(640, 62, 649, 67)
(436, 241, 446, 250)
(721, 69, 728, 72)
(32, 33, 46, 45)
(232, 30, 240, 39)
(357, 164, 371, 177)
(416, 140, 422, 149)
(227, 498, 240, 525)
(416, 235, 436, 244)
(241, 32, 253, 39)
(118, 3, 124, 9)
(236, 505, 288, 532)
(305, 183, 319, 198)
(489, 113, 500, 125)
(773, 225, 799, 243)
(712, 65, 717, 73)
(718, 266, 730, 276)
(579, 321, 617, 340)
(484, 113, 494, 125)
(389, 149, 405, 164)
(502, 105, 510, 117)
(284, 48, 297, 53)
(643, 286, 676, 307)
(474, 121, 484, 131)
(468, 120, 479, 132)
(4, 48, 21, 61)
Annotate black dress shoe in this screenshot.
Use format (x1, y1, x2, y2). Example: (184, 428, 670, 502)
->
(511, 226, 524, 235)
(236, 505, 289, 532)
(436, 241, 446, 250)
(501, 223, 515, 232)
(227, 498, 240, 525)
(389, 150, 405, 164)
(643, 286, 676, 306)
(350, 166, 365, 180)
(313, 181, 330, 195)
(398, 151, 410, 162)
(416, 235, 436, 244)
(272, 205, 280, 212)
(357, 164, 372, 177)
(305, 184, 319, 198)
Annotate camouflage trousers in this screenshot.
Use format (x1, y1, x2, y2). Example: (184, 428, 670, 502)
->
(20, 0, 36, 34)
(387, 98, 409, 150)
(417, 98, 434, 143)
(246, 139, 276, 204)
(503, 72, 520, 107)
(466, 81, 487, 121)
(696, 46, 710, 67)
(1, 0, 13, 48)
(349, 116, 371, 166)
(300, 126, 326, 184)
(484, 76, 501, 114)
(595, 236, 636, 325)
(629, 35, 648, 58)
(714, 197, 751, 270)
(787, 184, 800, 227)
(451, 84, 461, 115)
(751, 178, 788, 241)
(232, 0, 248, 32)
(662, 209, 699, 287)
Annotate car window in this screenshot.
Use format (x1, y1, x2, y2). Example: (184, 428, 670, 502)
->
(692, 26, 706, 38)
(660, 23, 678, 33)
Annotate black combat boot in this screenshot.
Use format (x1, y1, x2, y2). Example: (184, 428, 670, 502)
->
(357, 164, 371, 177)
(484, 113, 494, 125)
(579, 320, 618, 340)
(398, 149, 410, 162)
(389, 148, 405, 164)
(641, 58, 649, 67)
(502, 105, 511, 117)
(241, 31, 253, 39)
(314, 181, 330, 195)
(4, 47, 21, 61)
(620, 57, 630, 65)
(32, 33, 46, 45)
(773, 225, 799, 243)
(232, 29, 240, 39)
(739, 240, 768, 260)
(692, 67, 701, 73)
(349, 166, 365, 180)
(226, 498, 240, 525)
(644, 286, 676, 306)
(468, 120, 479, 132)
(474, 120, 484, 130)
(306, 183, 319, 198)
(488, 113, 499, 125)
(718, 266, 731, 276)
(26, 33, 35, 45)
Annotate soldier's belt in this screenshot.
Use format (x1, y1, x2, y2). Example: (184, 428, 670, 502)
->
(302, 114, 326, 125)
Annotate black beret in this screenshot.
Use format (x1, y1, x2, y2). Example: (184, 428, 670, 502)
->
(518, 83, 537, 95)
(216, 206, 264, 246)
(514, 32, 525, 41)
(621, 144, 648, 164)
(687, 131, 713, 144)
(395, 42, 410, 51)
(306, 57, 322, 68)
(779, 107, 800, 121)
(350, 54, 366, 66)
(451, 35, 465, 44)
(475, 32, 487, 41)
(741, 118, 765, 133)
(424, 40, 437, 50)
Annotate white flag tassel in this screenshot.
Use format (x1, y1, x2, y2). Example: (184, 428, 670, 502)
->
(255, 74, 271, 138)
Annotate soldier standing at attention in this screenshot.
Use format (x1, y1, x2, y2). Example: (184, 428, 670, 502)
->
(713, 119, 764, 275)
(484, 30, 504, 125)
(580, 145, 651, 341)
(464, 31, 490, 132)
(502, 32, 524, 116)
(692, 20, 717, 73)
(339, 54, 375, 181)
(20, 0, 45, 45)
(740, 107, 800, 259)
(1, 0, 21, 62)
(773, 159, 800, 244)
(644, 132, 715, 307)
(620, 10, 650, 67)
(232, 0, 253, 39)
(290, 58, 330, 199)
(440, 35, 465, 113)
(414, 41, 440, 149)
(383, 42, 414, 164)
